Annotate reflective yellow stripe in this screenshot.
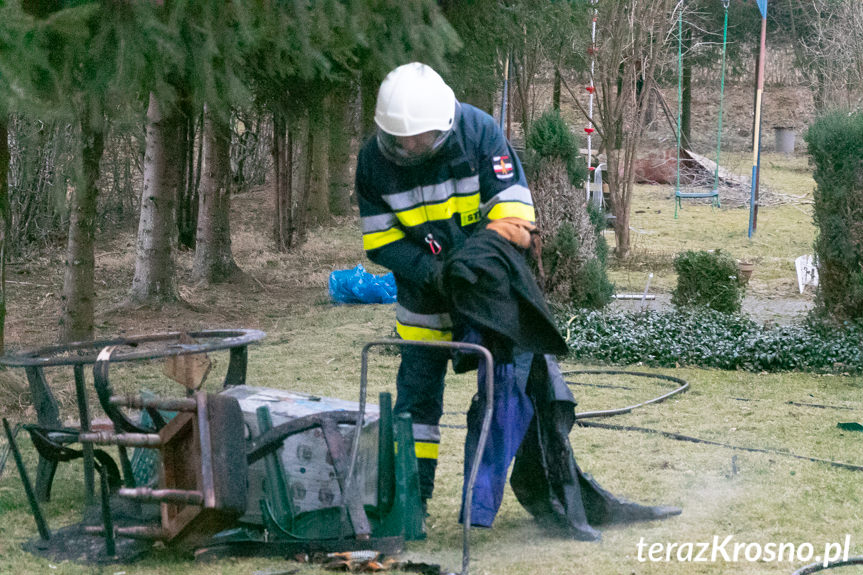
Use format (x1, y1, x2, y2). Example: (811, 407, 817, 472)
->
(487, 202, 536, 222)
(396, 194, 480, 228)
(396, 321, 452, 342)
(414, 442, 440, 460)
(363, 227, 406, 250)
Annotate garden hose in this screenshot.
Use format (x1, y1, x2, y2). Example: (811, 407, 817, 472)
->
(442, 367, 863, 573)
(563, 369, 689, 419)
(565, 370, 863, 574)
(792, 557, 863, 574)
(567, 370, 863, 472)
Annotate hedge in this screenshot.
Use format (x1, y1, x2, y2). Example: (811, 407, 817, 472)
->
(564, 309, 863, 373)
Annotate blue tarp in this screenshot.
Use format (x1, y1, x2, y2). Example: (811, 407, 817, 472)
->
(329, 264, 397, 304)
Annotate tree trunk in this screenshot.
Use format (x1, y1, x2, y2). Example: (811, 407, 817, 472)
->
(328, 89, 353, 217)
(192, 104, 240, 283)
(606, 149, 630, 257)
(128, 93, 180, 304)
(0, 116, 9, 354)
(553, 67, 561, 111)
(295, 114, 311, 244)
(272, 108, 293, 251)
(681, 27, 692, 150)
(178, 105, 201, 250)
(60, 105, 104, 343)
(360, 70, 378, 141)
(306, 99, 330, 226)
(513, 60, 532, 137)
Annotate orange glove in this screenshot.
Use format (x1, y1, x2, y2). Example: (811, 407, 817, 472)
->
(486, 217, 536, 249)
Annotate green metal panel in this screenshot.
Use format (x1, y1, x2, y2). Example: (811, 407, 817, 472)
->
(256, 392, 425, 542)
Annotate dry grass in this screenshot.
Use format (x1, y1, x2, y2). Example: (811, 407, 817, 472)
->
(609, 152, 816, 297)
(1, 110, 860, 575)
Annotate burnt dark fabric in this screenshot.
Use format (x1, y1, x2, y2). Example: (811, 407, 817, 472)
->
(445, 229, 567, 366)
(442, 232, 679, 537)
(510, 355, 600, 540)
(511, 355, 681, 538)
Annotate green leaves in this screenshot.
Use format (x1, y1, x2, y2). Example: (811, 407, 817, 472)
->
(672, 249, 744, 313)
(805, 110, 863, 321)
(564, 308, 863, 373)
(525, 110, 588, 187)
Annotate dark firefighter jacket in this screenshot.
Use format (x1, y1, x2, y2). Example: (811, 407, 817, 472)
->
(356, 102, 534, 342)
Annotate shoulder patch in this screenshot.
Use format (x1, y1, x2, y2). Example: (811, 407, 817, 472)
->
(492, 155, 514, 180)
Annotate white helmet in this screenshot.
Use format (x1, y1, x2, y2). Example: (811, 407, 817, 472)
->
(375, 62, 456, 166)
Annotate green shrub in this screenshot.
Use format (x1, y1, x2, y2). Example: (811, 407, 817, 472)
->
(524, 110, 588, 186)
(525, 110, 611, 309)
(804, 110, 863, 321)
(569, 257, 614, 309)
(563, 309, 863, 373)
(542, 222, 613, 309)
(672, 249, 743, 313)
(587, 203, 609, 265)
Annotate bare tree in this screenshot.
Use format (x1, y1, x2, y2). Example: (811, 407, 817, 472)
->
(328, 89, 354, 217)
(272, 107, 293, 251)
(127, 93, 181, 305)
(566, 0, 677, 257)
(797, 0, 863, 110)
(304, 98, 330, 229)
(0, 116, 8, 353)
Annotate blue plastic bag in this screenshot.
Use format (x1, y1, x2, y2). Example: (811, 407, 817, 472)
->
(329, 264, 397, 304)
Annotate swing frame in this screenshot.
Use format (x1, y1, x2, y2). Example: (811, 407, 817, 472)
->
(674, 0, 730, 217)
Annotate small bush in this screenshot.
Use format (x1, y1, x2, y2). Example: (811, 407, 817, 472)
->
(569, 257, 614, 309)
(563, 309, 863, 373)
(672, 249, 743, 313)
(524, 110, 588, 186)
(543, 222, 613, 309)
(804, 110, 863, 321)
(525, 110, 611, 309)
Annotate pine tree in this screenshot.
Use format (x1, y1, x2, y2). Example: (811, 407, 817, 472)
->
(243, 0, 459, 250)
(9, 0, 176, 341)
(192, 103, 241, 283)
(0, 1, 58, 351)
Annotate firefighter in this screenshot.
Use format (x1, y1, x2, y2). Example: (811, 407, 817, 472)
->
(355, 62, 535, 519)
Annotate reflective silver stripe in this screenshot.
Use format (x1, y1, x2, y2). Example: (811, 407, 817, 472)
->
(383, 175, 480, 212)
(455, 174, 480, 195)
(480, 184, 533, 216)
(362, 213, 399, 234)
(396, 304, 452, 330)
(412, 423, 441, 443)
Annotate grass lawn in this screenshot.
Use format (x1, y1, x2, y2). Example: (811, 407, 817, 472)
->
(610, 152, 817, 297)
(1, 153, 861, 575)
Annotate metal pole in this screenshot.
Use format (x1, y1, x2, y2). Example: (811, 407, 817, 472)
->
(499, 56, 509, 135)
(98, 464, 116, 556)
(586, 0, 598, 200)
(354, 339, 493, 575)
(749, 4, 768, 238)
(74, 364, 96, 505)
(3, 418, 50, 540)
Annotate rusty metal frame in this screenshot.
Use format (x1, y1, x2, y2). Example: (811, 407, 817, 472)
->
(355, 339, 494, 575)
(0, 329, 265, 368)
(0, 329, 264, 503)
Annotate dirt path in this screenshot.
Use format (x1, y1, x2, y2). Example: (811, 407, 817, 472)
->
(609, 291, 814, 325)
